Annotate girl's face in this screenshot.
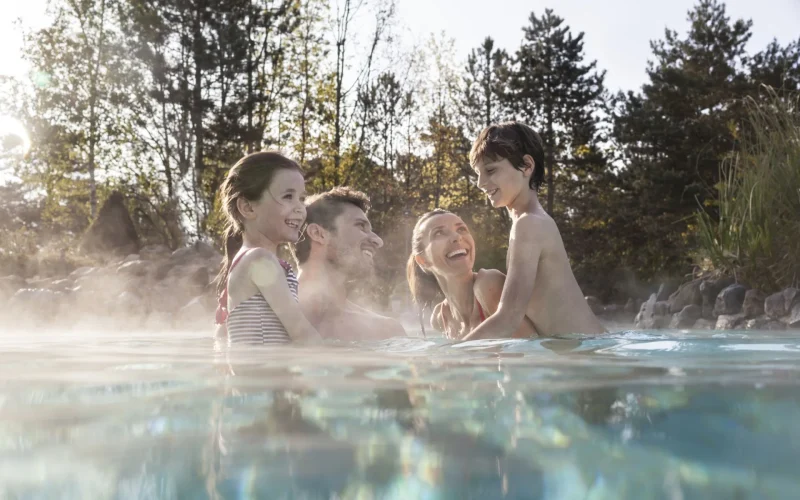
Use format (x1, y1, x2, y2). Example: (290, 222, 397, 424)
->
(415, 213, 475, 278)
(243, 169, 307, 244)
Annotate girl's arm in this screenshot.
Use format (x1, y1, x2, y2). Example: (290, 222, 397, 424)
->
(246, 249, 322, 344)
(463, 215, 546, 340)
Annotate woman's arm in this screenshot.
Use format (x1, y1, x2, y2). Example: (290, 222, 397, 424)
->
(246, 249, 322, 344)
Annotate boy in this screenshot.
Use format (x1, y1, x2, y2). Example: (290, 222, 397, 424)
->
(463, 122, 605, 339)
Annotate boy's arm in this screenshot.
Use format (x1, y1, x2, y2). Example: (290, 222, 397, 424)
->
(463, 217, 543, 340)
(247, 250, 322, 344)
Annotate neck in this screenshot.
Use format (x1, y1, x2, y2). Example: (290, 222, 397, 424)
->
(435, 270, 476, 322)
(297, 256, 350, 322)
(507, 187, 541, 220)
(242, 230, 279, 255)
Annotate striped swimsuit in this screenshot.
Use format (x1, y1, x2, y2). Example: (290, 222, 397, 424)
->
(218, 250, 298, 345)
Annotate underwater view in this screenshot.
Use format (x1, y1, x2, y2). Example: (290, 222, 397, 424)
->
(2, 328, 800, 499)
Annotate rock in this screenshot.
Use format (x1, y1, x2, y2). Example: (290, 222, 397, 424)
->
(139, 244, 171, 261)
(700, 276, 735, 317)
(123, 253, 140, 264)
(716, 313, 745, 330)
(116, 291, 148, 317)
(9, 289, 65, 321)
(784, 288, 799, 312)
(69, 266, 95, 279)
(668, 279, 703, 313)
(0, 275, 25, 298)
(48, 279, 74, 292)
(656, 282, 679, 302)
(193, 241, 218, 259)
(765, 291, 788, 319)
(713, 284, 748, 316)
(585, 296, 602, 314)
(654, 301, 670, 317)
(745, 316, 769, 330)
(188, 266, 209, 288)
(693, 318, 716, 330)
(789, 302, 800, 328)
(745, 316, 787, 331)
(80, 191, 140, 256)
(669, 305, 702, 328)
(635, 294, 670, 329)
(742, 289, 766, 318)
(117, 260, 150, 277)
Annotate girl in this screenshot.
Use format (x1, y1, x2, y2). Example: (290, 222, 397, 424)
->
(407, 209, 537, 339)
(214, 151, 321, 345)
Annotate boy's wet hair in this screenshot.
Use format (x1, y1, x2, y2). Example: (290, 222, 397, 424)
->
(293, 186, 371, 264)
(469, 121, 545, 192)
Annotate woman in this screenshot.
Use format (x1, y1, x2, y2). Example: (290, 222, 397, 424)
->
(406, 209, 537, 339)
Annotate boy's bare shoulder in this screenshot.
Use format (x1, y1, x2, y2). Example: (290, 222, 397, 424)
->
(511, 212, 558, 242)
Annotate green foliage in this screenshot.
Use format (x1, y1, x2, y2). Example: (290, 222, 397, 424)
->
(696, 90, 800, 291)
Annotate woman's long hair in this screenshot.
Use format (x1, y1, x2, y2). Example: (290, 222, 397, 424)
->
(406, 209, 453, 335)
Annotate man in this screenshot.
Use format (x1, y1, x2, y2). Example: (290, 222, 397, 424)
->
(293, 187, 406, 341)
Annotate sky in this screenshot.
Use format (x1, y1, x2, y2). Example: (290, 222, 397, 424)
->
(2, 0, 799, 90)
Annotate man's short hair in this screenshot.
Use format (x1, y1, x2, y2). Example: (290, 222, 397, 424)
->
(293, 186, 371, 264)
(469, 121, 545, 192)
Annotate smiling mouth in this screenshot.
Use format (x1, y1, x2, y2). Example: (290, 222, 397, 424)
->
(286, 220, 301, 229)
(486, 188, 499, 197)
(446, 248, 469, 260)
(362, 248, 374, 258)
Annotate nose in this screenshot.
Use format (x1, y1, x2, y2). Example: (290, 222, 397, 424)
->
(450, 230, 463, 243)
(294, 202, 306, 216)
(368, 231, 383, 249)
(476, 171, 487, 190)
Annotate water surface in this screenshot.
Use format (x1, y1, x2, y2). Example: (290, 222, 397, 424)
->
(1, 329, 800, 499)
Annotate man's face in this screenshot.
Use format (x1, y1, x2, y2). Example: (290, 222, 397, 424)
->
(325, 204, 383, 278)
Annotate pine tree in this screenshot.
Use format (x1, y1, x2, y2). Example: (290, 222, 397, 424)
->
(613, 0, 753, 278)
(507, 9, 606, 215)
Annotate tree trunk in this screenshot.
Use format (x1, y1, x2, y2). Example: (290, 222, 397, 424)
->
(86, 0, 108, 220)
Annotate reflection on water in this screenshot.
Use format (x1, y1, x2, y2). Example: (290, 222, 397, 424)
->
(2, 330, 800, 498)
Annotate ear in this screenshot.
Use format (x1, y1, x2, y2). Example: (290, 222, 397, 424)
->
(236, 197, 256, 220)
(521, 154, 535, 178)
(414, 254, 429, 272)
(305, 223, 328, 244)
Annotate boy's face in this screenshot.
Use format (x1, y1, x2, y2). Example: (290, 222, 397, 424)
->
(473, 156, 530, 208)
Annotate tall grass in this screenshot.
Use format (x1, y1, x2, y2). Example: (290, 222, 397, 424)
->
(697, 89, 800, 292)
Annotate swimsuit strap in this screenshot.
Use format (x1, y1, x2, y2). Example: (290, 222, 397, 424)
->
(215, 248, 258, 325)
(476, 298, 486, 323)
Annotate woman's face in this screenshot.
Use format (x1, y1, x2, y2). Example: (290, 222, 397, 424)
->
(416, 213, 476, 278)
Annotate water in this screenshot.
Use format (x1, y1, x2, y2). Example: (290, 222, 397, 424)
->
(2, 329, 800, 499)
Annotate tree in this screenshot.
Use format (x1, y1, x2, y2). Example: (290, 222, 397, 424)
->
(507, 9, 607, 215)
(612, 0, 753, 279)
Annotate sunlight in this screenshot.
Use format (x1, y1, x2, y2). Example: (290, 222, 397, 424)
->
(0, 115, 31, 166)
